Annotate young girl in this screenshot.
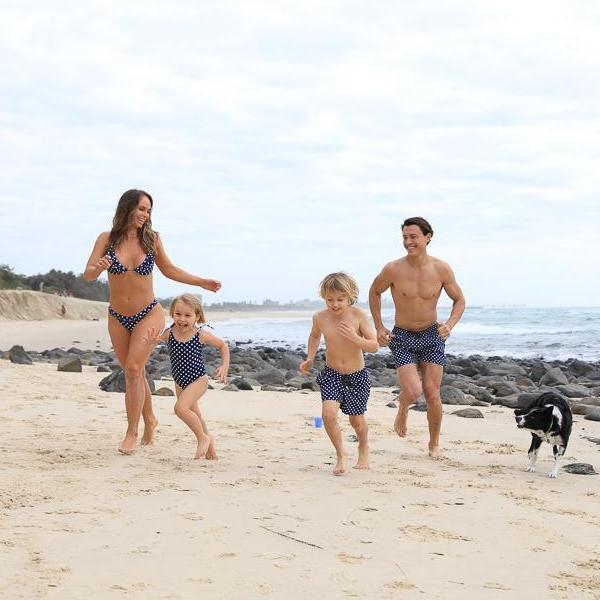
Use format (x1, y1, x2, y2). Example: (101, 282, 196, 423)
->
(145, 293, 229, 459)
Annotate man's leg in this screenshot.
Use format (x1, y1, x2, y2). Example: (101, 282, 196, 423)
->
(395, 364, 423, 437)
(420, 362, 444, 457)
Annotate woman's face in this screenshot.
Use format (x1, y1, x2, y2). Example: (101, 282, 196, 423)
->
(130, 195, 152, 229)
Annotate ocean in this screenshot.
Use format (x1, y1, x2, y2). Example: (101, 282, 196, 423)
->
(207, 306, 600, 362)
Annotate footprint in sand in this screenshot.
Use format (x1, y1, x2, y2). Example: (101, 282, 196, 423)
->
(384, 580, 416, 590)
(337, 552, 369, 564)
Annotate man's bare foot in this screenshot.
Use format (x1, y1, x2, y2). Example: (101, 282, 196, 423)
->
(118, 432, 137, 455)
(333, 455, 347, 476)
(394, 405, 409, 437)
(194, 435, 212, 459)
(428, 444, 440, 458)
(141, 417, 158, 446)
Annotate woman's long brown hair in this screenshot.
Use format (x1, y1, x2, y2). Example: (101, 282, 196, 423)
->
(106, 189, 157, 254)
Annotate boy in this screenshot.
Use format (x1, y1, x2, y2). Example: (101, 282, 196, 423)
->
(299, 272, 378, 475)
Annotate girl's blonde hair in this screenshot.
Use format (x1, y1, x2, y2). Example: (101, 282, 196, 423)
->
(319, 272, 359, 305)
(169, 293, 206, 325)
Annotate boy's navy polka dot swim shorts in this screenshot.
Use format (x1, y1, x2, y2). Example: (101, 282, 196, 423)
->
(389, 324, 445, 367)
(316, 366, 370, 416)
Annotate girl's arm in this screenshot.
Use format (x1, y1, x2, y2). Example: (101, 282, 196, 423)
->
(154, 235, 222, 293)
(142, 326, 170, 349)
(83, 232, 111, 281)
(299, 314, 322, 374)
(200, 330, 230, 384)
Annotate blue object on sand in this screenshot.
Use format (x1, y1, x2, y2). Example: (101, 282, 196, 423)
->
(314, 416, 323, 428)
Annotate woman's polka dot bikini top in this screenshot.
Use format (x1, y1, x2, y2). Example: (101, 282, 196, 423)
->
(106, 244, 155, 276)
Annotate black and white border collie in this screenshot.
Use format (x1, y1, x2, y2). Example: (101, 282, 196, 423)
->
(514, 392, 573, 478)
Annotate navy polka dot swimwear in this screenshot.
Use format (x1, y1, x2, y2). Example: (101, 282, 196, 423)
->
(106, 244, 155, 276)
(168, 327, 206, 389)
(389, 324, 445, 367)
(316, 366, 370, 416)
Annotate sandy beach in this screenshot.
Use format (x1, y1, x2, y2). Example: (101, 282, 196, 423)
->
(1, 355, 600, 599)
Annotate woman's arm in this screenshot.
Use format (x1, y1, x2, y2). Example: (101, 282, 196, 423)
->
(83, 232, 111, 281)
(154, 235, 221, 292)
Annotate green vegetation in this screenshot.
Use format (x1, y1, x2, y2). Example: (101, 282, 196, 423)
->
(0, 264, 109, 301)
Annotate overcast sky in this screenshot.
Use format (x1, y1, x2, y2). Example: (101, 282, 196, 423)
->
(1, 1, 599, 306)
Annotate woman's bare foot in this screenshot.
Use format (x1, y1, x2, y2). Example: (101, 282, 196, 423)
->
(194, 434, 212, 459)
(333, 455, 347, 476)
(394, 405, 409, 437)
(205, 439, 218, 460)
(141, 417, 158, 446)
(118, 432, 137, 455)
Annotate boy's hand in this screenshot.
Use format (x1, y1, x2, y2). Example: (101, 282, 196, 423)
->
(299, 359, 313, 375)
(376, 326, 391, 346)
(337, 321, 360, 344)
(214, 365, 228, 384)
(143, 327, 162, 347)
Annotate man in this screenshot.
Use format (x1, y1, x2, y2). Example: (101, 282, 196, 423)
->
(369, 217, 465, 457)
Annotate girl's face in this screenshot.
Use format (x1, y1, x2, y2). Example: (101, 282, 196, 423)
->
(172, 301, 198, 332)
(130, 195, 152, 229)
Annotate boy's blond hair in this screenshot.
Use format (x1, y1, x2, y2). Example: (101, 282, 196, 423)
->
(169, 293, 206, 325)
(319, 272, 359, 305)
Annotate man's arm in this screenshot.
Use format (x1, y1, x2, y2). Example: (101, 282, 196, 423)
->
(369, 266, 392, 346)
(299, 314, 322, 374)
(438, 262, 465, 339)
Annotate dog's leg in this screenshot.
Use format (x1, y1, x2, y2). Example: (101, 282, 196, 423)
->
(549, 444, 565, 478)
(527, 435, 542, 472)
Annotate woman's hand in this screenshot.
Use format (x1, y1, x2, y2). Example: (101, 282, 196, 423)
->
(201, 279, 222, 292)
(95, 255, 112, 274)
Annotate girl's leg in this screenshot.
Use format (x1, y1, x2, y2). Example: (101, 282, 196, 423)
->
(174, 377, 212, 458)
(114, 305, 164, 454)
(321, 400, 346, 475)
(349, 414, 369, 470)
(191, 403, 217, 459)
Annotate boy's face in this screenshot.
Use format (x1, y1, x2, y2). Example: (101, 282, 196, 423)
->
(172, 301, 197, 331)
(324, 292, 351, 315)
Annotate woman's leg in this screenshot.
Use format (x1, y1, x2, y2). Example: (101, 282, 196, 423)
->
(117, 305, 164, 454)
(174, 377, 212, 458)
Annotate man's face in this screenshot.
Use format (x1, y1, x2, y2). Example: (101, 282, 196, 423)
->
(402, 225, 431, 254)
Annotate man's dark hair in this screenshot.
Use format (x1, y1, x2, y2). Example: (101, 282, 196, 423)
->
(402, 217, 433, 243)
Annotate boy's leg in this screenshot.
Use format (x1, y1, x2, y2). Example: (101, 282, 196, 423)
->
(322, 400, 346, 475)
(173, 377, 212, 458)
(192, 402, 217, 460)
(349, 414, 369, 470)
(420, 362, 443, 457)
(395, 364, 423, 437)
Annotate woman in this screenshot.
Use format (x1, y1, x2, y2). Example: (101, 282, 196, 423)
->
(84, 189, 221, 454)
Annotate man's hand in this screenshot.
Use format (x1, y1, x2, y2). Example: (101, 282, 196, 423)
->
(299, 358, 313, 375)
(376, 326, 391, 346)
(437, 321, 452, 341)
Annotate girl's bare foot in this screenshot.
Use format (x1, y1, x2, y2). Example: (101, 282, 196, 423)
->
(333, 455, 347, 476)
(141, 418, 158, 446)
(118, 432, 137, 455)
(394, 406, 409, 437)
(194, 434, 212, 459)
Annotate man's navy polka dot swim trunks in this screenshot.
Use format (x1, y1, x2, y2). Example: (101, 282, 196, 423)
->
(316, 366, 370, 416)
(389, 324, 445, 367)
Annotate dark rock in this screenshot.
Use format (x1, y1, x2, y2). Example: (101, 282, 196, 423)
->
(386, 401, 397, 408)
(97, 365, 112, 372)
(583, 436, 600, 446)
(154, 387, 174, 396)
(482, 361, 527, 376)
(570, 402, 591, 416)
(222, 383, 240, 392)
(99, 369, 155, 393)
(440, 386, 469, 405)
(539, 367, 569, 386)
(253, 367, 286, 386)
(562, 463, 597, 475)
(567, 359, 596, 378)
(57, 357, 82, 372)
(492, 381, 521, 397)
(452, 408, 484, 418)
(493, 394, 521, 409)
(301, 381, 318, 391)
(8, 345, 33, 365)
(231, 377, 253, 391)
(584, 407, 600, 422)
(557, 384, 594, 398)
(410, 402, 428, 412)
(516, 392, 543, 409)
(261, 385, 291, 392)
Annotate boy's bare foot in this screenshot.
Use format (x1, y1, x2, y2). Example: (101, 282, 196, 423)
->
(194, 435, 212, 459)
(118, 432, 137, 455)
(394, 405, 409, 437)
(333, 455, 347, 476)
(428, 444, 440, 458)
(141, 417, 158, 446)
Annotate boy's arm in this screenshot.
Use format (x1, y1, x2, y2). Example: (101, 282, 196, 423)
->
(200, 330, 230, 383)
(299, 315, 322, 374)
(337, 310, 379, 353)
(369, 265, 392, 346)
(438, 262, 465, 340)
